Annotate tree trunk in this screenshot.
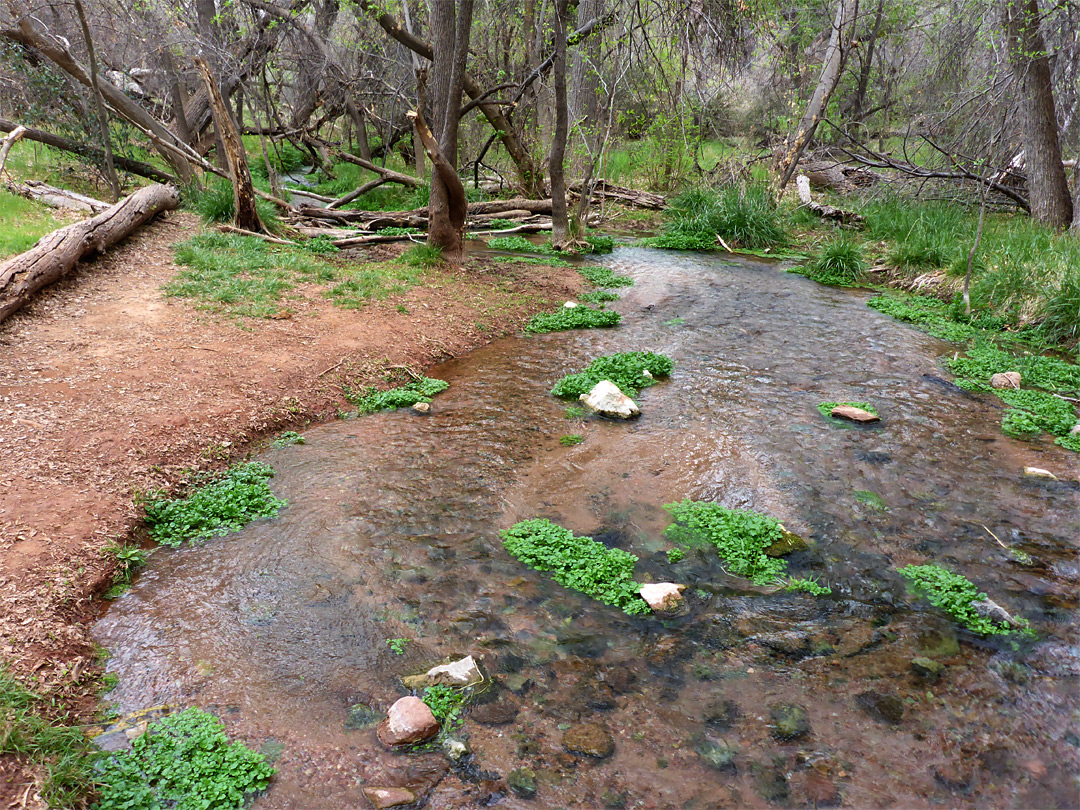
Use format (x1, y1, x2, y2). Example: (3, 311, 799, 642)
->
(775, 0, 859, 190)
(409, 109, 466, 256)
(0, 118, 177, 183)
(0, 184, 179, 324)
(196, 57, 262, 232)
(1004, 0, 1073, 228)
(570, 0, 603, 133)
(844, 0, 884, 122)
(73, 0, 120, 202)
(550, 0, 571, 245)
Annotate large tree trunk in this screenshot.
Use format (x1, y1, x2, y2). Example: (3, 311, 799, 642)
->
(408, 110, 466, 252)
(0, 184, 179, 324)
(0, 118, 177, 184)
(550, 0, 571, 245)
(1004, 0, 1073, 228)
(196, 58, 262, 232)
(775, 0, 859, 190)
(570, 0, 603, 133)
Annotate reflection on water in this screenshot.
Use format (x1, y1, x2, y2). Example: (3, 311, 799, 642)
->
(96, 248, 1079, 809)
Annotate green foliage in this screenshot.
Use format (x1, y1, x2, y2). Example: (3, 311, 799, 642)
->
(579, 289, 620, 304)
(945, 342, 1080, 395)
(103, 541, 150, 599)
(862, 200, 961, 271)
(343, 377, 448, 413)
(492, 254, 573, 268)
(271, 431, 304, 448)
(298, 236, 339, 255)
(385, 638, 409, 655)
(524, 306, 621, 333)
(93, 708, 275, 810)
(817, 401, 878, 420)
(997, 388, 1077, 438)
(583, 234, 616, 254)
(898, 564, 1033, 637)
(488, 235, 556, 254)
(500, 518, 649, 615)
(662, 501, 788, 586)
(144, 462, 286, 547)
(564, 405, 586, 419)
(667, 547, 685, 564)
(322, 260, 423, 309)
(486, 218, 515, 230)
(0, 189, 62, 260)
(551, 351, 674, 399)
(184, 180, 280, 232)
(248, 141, 306, 177)
(793, 238, 867, 287)
(783, 577, 832, 596)
(1055, 432, 1080, 452)
(1038, 267, 1080, 351)
(646, 184, 787, 251)
(867, 293, 980, 343)
(402, 243, 443, 268)
(376, 227, 422, 236)
(421, 685, 466, 729)
(560, 434, 584, 446)
(0, 670, 98, 808)
(577, 266, 634, 288)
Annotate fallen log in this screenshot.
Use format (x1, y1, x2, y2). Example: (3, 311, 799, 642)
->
(795, 174, 863, 224)
(571, 180, 666, 210)
(6, 180, 110, 214)
(296, 197, 554, 226)
(0, 125, 26, 176)
(0, 184, 179, 324)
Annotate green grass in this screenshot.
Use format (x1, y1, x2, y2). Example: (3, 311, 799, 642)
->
(343, 377, 448, 413)
(93, 707, 275, 810)
(579, 289, 620, 304)
(560, 434, 584, 446)
(898, 564, 1033, 637)
(0, 670, 98, 808)
(790, 237, 867, 287)
(401, 243, 443, 268)
(867, 292, 983, 343)
(492, 254, 574, 268)
(143, 461, 286, 547)
(662, 500, 792, 586)
(524, 306, 621, 333)
(500, 518, 649, 615)
(488, 235, 557, 254)
(0, 189, 63, 259)
(577, 266, 634, 288)
(184, 180, 281, 232)
(645, 184, 787, 251)
(551, 351, 674, 399)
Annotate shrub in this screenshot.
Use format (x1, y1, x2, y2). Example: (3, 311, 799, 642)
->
(662, 500, 789, 586)
(524, 306, 621, 333)
(898, 564, 1033, 637)
(343, 377, 448, 414)
(551, 351, 674, 399)
(93, 708, 275, 810)
(500, 518, 649, 615)
(144, 462, 286, 547)
(795, 237, 867, 287)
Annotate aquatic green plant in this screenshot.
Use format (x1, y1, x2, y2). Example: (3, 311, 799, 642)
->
(945, 342, 1080, 394)
(867, 293, 981, 343)
(579, 289, 620, 304)
(997, 388, 1077, 438)
(560, 434, 584, 446)
(102, 541, 151, 599)
(421, 685, 466, 729)
(524, 306, 621, 333)
(564, 405, 586, 419)
(271, 431, 305, 448)
(584, 234, 616, 254)
(551, 351, 674, 399)
(853, 490, 888, 512)
(500, 518, 649, 615)
(792, 238, 867, 287)
(898, 564, 1033, 637)
(817, 401, 879, 420)
(577, 265, 634, 288)
(93, 708, 275, 810)
(489, 235, 557, 254)
(1056, 432, 1080, 452)
(666, 547, 685, 564)
(343, 377, 448, 413)
(662, 501, 789, 586)
(783, 577, 832, 596)
(386, 638, 409, 655)
(144, 462, 286, 547)
(0, 670, 99, 807)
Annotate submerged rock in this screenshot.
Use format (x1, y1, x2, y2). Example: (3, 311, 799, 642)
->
(703, 698, 740, 731)
(377, 697, 439, 748)
(345, 702, 381, 730)
(910, 657, 945, 681)
(990, 372, 1021, 389)
(1023, 466, 1057, 480)
(441, 736, 471, 762)
(580, 380, 640, 419)
(507, 767, 537, 799)
(830, 405, 880, 423)
(639, 582, 686, 612)
(765, 527, 809, 557)
(562, 723, 615, 758)
(752, 760, 790, 803)
(855, 691, 904, 725)
(971, 597, 1023, 629)
(403, 655, 483, 690)
(411, 402, 431, 414)
(696, 738, 738, 772)
(362, 787, 416, 809)
(600, 789, 628, 808)
(769, 703, 811, 741)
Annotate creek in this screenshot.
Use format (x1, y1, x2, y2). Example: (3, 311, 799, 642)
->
(95, 248, 1080, 809)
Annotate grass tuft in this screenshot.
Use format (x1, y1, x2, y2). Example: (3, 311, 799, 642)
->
(646, 184, 787, 251)
(792, 237, 867, 287)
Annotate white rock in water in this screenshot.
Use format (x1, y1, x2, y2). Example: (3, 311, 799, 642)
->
(564, 301, 578, 309)
(412, 402, 431, 414)
(1023, 466, 1057, 480)
(424, 655, 483, 687)
(639, 582, 686, 612)
(642, 369, 654, 380)
(1070, 423, 1080, 436)
(580, 380, 640, 419)
(971, 598, 1023, 629)
(990, 372, 1021, 389)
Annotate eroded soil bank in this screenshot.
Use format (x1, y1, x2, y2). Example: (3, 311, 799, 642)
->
(0, 211, 584, 803)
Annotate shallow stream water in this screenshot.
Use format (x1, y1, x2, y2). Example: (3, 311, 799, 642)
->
(95, 248, 1079, 809)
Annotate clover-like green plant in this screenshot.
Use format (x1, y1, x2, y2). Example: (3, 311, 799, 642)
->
(898, 564, 1033, 637)
(343, 377, 448, 413)
(524, 306, 621, 333)
(551, 351, 674, 400)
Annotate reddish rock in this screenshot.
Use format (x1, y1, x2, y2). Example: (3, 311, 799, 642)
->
(377, 697, 439, 748)
(363, 787, 416, 809)
(990, 372, 1021, 389)
(830, 405, 880, 422)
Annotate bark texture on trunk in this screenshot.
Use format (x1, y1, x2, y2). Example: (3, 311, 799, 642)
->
(570, 0, 603, 132)
(196, 57, 262, 232)
(549, 0, 571, 244)
(0, 184, 179, 324)
(408, 109, 466, 255)
(1004, 0, 1073, 228)
(775, 0, 859, 189)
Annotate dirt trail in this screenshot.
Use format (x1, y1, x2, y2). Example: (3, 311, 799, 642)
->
(0, 210, 583, 703)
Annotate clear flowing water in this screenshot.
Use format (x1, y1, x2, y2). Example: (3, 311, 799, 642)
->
(95, 248, 1080, 809)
